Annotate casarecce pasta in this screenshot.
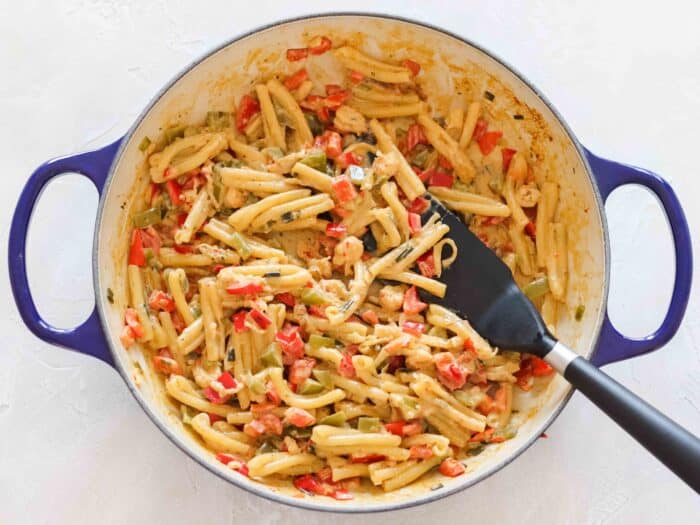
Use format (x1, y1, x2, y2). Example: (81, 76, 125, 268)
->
(120, 35, 565, 499)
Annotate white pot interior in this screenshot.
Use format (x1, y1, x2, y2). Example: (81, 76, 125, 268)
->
(95, 14, 607, 512)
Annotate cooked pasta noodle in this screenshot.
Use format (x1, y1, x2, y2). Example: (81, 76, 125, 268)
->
(121, 39, 562, 500)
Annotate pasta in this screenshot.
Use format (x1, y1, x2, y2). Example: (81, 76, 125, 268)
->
(120, 37, 563, 500)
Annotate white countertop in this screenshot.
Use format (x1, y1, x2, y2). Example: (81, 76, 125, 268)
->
(1, 1, 699, 523)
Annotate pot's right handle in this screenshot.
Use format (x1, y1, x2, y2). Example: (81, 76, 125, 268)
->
(8, 139, 122, 367)
(585, 149, 693, 366)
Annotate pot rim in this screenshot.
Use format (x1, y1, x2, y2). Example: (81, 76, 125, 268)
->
(93, 12, 610, 513)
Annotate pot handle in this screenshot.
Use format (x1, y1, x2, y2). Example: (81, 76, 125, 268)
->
(585, 149, 693, 366)
(8, 139, 122, 367)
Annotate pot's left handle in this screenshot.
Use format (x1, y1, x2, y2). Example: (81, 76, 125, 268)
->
(8, 138, 123, 367)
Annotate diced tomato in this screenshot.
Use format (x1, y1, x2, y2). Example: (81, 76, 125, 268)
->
(124, 308, 144, 338)
(119, 325, 135, 348)
(384, 421, 405, 436)
(361, 310, 379, 325)
(171, 311, 185, 333)
(294, 473, 324, 494)
(232, 310, 248, 332)
(285, 407, 316, 427)
(416, 252, 436, 278)
(128, 230, 146, 267)
(208, 413, 224, 424)
(502, 148, 517, 173)
(153, 348, 183, 375)
(350, 454, 386, 464)
(414, 166, 430, 182)
(148, 290, 175, 312)
(402, 59, 421, 76)
(325, 223, 347, 239)
(349, 70, 364, 84)
(309, 36, 332, 55)
(335, 151, 362, 170)
(386, 355, 405, 374)
(275, 293, 296, 308)
(176, 212, 188, 226)
(402, 321, 425, 337)
(301, 94, 325, 112)
(276, 325, 305, 362)
(434, 352, 468, 391)
(212, 264, 225, 275)
(165, 179, 182, 206)
(531, 355, 554, 376)
(325, 84, 343, 95)
(406, 123, 428, 153)
(473, 118, 488, 142)
(226, 282, 264, 295)
(140, 226, 161, 255)
(407, 212, 422, 235)
(308, 305, 326, 318)
(215, 453, 250, 476)
(249, 308, 272, 329)
(403, 286, 427, 314)
(217, 371, 237, 389)
(284, 68, 308, 90)
(409, 445, 434, 459)
(525, 221, 536, 240)
(438, 155, 453, 170)
(331, 204, 351, 218)
(250, 402, 278, 414)
(428, 171, 454, 188)
(316, 105, 331, 122)
(338, 353, 356, 378)
(286, 47, 309, 61)
(243, 419, 266, 437)
(289, 357, 316, 385)
(323, 131, 343, 158)
(173, 244, 194, 254)
(469, 427, 495, 443)
(407, 196, 430, 214)
(203, 386, 223, 404)
(325, 89, 351, 109)
(331, 174, 358, 204)
(235, 94, 261, 131)
(439, 458, 466, 477)
(478, 131, 503, 156)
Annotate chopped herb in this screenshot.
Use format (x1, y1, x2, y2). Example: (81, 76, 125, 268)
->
(106, 288, 114, 304)
(513, 114, 524, 120)
(357, 132, 377, 145)
(263, 272, 281, 277)
(305, 113, 324, 136)
(367, 151, 377, 165)
(362, 229, 377, 253)
(575, 304, 586, 321)
(483, 90, 495, 101)
(430, 483, 444, 491)
(395, 244, 414, 262)
(227, 348, 236, 362)
(280, 211, 299, 223)
(257, 440, 277, 454)
(190, 304, 202, 318)
(340, 298, 355, 313)
(138, 136, 151, 152)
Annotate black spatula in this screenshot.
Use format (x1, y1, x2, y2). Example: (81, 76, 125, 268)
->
(419, 194, 700, 493)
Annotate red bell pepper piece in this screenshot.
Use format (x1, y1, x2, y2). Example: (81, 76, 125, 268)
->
(428, 171, 454, 188)
(407, 212, 422, 235)
(439, 458, 466, 477)
(289, 357, 316, 385)
(232, 310, 248, 332)
(128, 229, 146, 266)
(416, 252, 436, 278)
(148, 290, 175, 312)
(274, 293, 296, 308)
(403, 286, 427, 314)
(406, 123, 428, 153)
(407, 196, 429, 214)
(478, 131, 503, 156)
(349, 70, 364, 84)
(401, 59, 421, 76)
(286, 47, 309, 61)
(166, 179, 182, 206)
(331, 174, 358, 204)
(235, 94, 261, 131)
(502, 148, 517, 173)
(284, 68, 308, 90)
(226, 282, 264, 295)
(249, 308, 272, 329)
(217, 371, 238, 389)
(402, 321, 425, 337)
(308, 36, 332, 55)
(338, 353, 356, 378)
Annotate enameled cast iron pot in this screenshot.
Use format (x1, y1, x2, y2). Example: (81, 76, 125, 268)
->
(8, 14, 692, 513)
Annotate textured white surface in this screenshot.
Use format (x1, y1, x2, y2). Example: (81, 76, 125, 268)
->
(1, 1, 699, 523)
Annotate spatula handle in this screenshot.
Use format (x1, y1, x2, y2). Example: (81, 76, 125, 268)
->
(546, 342, 700, 494)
